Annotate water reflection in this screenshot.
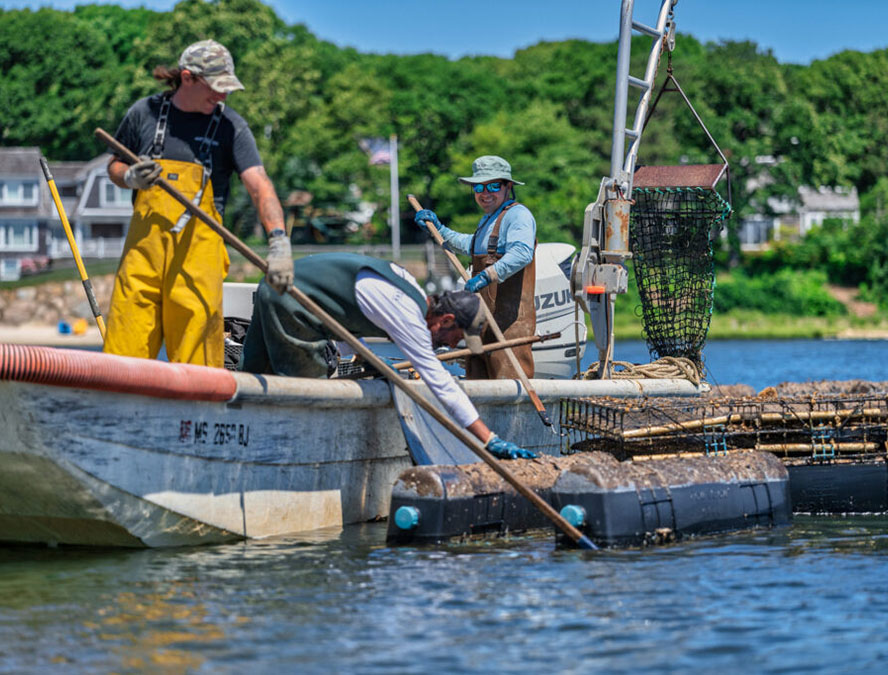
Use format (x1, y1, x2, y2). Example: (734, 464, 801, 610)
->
(2, 518, 888, 672)
(92, 587, 227, 672)
(0, 547, 242, 672)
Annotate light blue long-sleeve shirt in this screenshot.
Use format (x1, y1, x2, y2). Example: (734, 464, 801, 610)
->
(437, 200, 536, 282)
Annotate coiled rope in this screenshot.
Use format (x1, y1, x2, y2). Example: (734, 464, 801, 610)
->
(582, 356, 702, 386)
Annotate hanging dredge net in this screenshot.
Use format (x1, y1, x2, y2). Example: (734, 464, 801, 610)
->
(620, 48, 735, 374)
(629, 183, 732, 369)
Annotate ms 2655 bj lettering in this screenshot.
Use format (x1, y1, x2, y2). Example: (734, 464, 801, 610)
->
(178, 420, 250, 447)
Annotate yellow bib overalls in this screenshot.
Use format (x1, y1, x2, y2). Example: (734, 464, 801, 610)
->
(104, 99, 230, 367)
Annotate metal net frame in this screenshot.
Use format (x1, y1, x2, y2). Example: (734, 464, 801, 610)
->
(625, 48, 734, 371)
(629, 186, 732, 367)
(559, 394, 888, 465)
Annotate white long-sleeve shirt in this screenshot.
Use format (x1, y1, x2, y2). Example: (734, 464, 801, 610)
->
(353, 268, 480, 428)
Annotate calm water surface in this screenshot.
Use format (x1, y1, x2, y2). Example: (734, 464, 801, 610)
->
(615, 338, 888, 392)
(3, 339, 888, 673)
(2, 519, 887, 673)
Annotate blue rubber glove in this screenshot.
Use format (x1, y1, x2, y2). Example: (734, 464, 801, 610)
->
(485, 433, 538, 460)
(414, 209, 443, 231)
(464, 270, 491, 293)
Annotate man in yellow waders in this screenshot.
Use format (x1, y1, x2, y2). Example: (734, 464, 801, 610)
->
(104, 39, 293, 367)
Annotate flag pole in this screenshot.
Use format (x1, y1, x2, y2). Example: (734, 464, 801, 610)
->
(389, 134, 400, 261)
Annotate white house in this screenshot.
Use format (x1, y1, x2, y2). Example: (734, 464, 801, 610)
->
(0, 147, 132, 281)
(791, 185, 860, 235)
(738, 185, 860, 251)
(0, 147, 50, 281)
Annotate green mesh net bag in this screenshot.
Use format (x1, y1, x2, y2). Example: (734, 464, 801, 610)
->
(629, 183, 732, 368)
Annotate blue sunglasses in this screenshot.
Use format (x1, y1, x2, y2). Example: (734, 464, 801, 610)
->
(472, 182, 504, 194)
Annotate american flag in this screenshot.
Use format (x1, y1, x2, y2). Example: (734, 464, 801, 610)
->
(359, 137, 391, 165)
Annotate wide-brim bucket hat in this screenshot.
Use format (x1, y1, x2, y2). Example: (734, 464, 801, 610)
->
(458, 155, 524, 185)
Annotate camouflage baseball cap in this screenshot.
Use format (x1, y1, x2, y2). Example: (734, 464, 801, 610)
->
(458, 155, 524, 185)
(179, 39, 244, 93)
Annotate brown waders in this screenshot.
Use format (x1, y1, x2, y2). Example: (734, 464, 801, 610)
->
(465, 202, 536, 379)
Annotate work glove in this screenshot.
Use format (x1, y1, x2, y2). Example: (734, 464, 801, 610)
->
(485, 433, 538, 460)
(265, 231, 294, 294)
(123, 155, 162, 191)
(414, 209, 443, 232)
(464, 270, 491, 293)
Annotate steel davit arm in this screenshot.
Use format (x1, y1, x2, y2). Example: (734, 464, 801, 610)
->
(571, 0, 677, 378)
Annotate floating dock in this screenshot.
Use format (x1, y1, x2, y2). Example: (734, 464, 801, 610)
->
(387, 451, 790, 547)
(560, 390, 888, 515)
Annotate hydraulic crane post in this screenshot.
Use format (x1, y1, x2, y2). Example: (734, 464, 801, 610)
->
(571, 0, 677, 378)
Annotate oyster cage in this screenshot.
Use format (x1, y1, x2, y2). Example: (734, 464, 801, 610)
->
(559, 394, 888, 463)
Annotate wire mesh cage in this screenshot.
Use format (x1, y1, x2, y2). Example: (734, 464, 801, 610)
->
(630, 185, 731, 367)
(560, 394, 888, 464)
(628, 56, 734, 371)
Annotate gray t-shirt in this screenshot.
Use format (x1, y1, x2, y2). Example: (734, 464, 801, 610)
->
(113, 92, 262, 215)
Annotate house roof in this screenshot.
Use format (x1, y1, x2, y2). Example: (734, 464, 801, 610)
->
(798, 185, 859, 212)
(0, 146, 44, 178)
(75, 154, 112, 180)
(49, 161, 88, 184)
(0, 147, 55, 219)
(74, 153, 133, 219)
(767, 185, 860, 216)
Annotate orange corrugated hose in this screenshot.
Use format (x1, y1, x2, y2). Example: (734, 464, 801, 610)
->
(0, 344, 236, 401)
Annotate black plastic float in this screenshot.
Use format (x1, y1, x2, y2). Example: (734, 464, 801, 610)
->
(551, 451, 791, 547)
(387, 466, 555, 545)
(787, 462, 888, 513)
(386, 451, 791, 547)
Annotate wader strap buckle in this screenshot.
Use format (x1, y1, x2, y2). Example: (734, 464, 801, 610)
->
(470, 201, 520, 263)
(486, 201, 519, 257)
(150, 93, 173, 159)
(154, 101, 224, 233)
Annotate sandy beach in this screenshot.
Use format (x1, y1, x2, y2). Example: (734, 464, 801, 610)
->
(0, 323, 105, 348)
(1, 320, 886, 349)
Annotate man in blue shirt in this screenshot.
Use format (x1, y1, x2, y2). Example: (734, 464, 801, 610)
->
(414, 156, 537, 379)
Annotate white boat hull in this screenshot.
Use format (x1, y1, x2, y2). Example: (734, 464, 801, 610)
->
(0, 369, 703, 547)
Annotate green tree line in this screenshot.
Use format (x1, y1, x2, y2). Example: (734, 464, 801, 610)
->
(2, 0, 886, 306)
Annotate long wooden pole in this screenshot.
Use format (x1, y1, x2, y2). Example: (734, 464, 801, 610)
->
(95, 128, 596, 550)
(407, 194, 554, 429)
(391, 332, 557, 371)
(619, 408, 887, 440)
(340, 333, 554, 380)
(39, 158, 107, 341)
(755, 442, 878, 454)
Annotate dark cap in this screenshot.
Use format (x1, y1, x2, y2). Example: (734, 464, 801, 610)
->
(435, 290, 486, 354)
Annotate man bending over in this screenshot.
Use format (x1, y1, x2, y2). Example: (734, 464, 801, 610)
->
(239, 253, 536, 460)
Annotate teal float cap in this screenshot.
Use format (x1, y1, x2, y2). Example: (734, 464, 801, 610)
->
(394, 506, 421, 530)
(560, 504, 586, 527)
